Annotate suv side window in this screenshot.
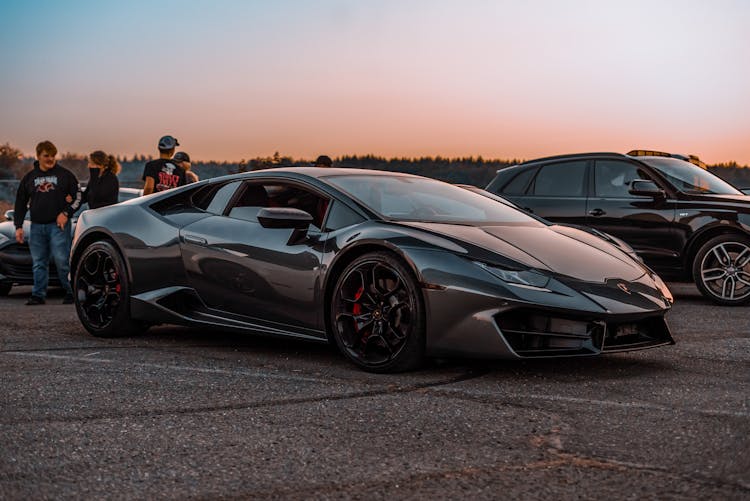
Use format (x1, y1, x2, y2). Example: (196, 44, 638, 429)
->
(503, 168, 537, 195)
(531, 161, 587, 196)
(594, 161, 651, 197)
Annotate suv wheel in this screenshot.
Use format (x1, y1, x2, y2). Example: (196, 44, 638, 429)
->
(693, 234, 750, 306)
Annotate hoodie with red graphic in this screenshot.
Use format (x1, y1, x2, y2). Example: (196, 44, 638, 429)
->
(14, 161, 82, 228)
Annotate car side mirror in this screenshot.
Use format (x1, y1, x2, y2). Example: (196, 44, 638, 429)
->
(258, 207, 314, 245)
(257, 207, 313, 229)
(4, 210, 13, 222)
(629, 180, 665, 198)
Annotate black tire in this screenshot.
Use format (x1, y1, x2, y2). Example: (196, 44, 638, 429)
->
(0, 282, 11, 296)
(73, 240, 148, 337)
(693, 234, 750, 306)
(330, 251, 426, 373)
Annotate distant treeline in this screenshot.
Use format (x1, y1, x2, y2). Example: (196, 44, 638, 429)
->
(2, 143, 750, 190)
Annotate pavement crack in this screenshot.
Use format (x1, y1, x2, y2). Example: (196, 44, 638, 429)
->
(2, 368, 489, 426)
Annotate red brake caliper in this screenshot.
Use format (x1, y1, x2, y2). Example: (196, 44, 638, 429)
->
(352, 285, 364, 332)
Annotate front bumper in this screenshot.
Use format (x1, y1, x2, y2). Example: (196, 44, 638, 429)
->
(422, 279, 673, 359)
(0, 243, 60, 285)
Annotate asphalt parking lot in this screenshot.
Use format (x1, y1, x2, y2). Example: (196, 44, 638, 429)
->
(1, 283, 748, 500)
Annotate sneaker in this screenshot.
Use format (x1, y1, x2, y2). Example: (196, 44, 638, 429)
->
(26, 295, 45, 305)
(62, 293, 75, 305)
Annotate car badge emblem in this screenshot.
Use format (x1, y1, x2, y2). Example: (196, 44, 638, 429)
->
(617, 283, 631, 294)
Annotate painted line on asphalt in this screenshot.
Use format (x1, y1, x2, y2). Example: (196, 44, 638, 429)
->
(434, 387, 750, 419)
(4, 351, 327, 384)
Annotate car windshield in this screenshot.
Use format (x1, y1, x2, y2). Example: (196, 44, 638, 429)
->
(324, 174, 540, 224)
(641, 157, 742, 195)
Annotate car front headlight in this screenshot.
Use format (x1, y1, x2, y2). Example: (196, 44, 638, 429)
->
(651, 272, 673, 305)
(0, 233, 9, 245)
(475, 261, 551, 291)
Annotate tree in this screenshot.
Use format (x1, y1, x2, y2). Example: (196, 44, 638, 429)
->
(59, 152, 89, 180)
(0, 142, 22, 179)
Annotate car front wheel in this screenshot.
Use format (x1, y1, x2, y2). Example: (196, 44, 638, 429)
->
(73, 240, 148, 337)
(331, 251, 426, 373)
(0, 281, 11, 296)
(693, 234, 750, 306)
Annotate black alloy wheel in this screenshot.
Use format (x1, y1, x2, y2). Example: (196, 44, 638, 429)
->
(693, 234, 750, 306)
(0, 281, 11, 296)
(74, 240, 147, 337)
(331, 251, 425, 373)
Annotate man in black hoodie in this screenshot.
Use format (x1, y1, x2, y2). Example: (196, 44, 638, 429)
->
(14, 140, 81, 305)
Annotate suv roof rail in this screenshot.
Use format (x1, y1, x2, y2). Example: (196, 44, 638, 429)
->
(519, 152, 625, 165)
(628, 149, 707, 169)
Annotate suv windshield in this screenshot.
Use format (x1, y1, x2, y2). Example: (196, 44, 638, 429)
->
(640, 157, 742, 195)
(324, 175, 540, 225)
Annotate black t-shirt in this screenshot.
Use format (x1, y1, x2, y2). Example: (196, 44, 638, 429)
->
(142, 159, 187, 192)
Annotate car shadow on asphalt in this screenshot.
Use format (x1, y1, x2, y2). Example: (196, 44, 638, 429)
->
(131, 324, 675, 380)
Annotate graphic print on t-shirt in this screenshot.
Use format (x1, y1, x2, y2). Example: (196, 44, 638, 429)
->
(156, 162, 181, 192)
(34, 175, 58, 193)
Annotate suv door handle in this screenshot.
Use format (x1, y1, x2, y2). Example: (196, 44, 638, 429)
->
(588, 208, 606, 217)
(184, 234, 207, 245)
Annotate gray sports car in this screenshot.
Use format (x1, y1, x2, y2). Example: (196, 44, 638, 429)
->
(70, 168, 674, 372)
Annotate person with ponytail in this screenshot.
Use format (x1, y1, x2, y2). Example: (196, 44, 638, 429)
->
(83, 150, 120, 209)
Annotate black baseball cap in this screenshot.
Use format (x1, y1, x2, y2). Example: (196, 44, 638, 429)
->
(173, 151, 190, 163)
(158, 135, 180, 151)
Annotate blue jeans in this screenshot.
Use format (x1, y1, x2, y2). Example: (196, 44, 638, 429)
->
(29, 221, 72, 298)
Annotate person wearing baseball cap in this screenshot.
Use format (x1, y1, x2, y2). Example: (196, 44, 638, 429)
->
(173, 151, 199, 184)
(142, 135, 186, 195)
(314, 155, 333, 167)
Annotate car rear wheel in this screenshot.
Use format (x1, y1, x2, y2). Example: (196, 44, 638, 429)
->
(73, 240, 148, 337)
(693, 234, 750, 306)
(0, 282, 11, 296)
(331, 251, 425, 373)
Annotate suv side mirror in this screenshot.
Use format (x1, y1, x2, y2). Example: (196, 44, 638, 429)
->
(4, 210, 13, 222)
(629, 180, 665, 198)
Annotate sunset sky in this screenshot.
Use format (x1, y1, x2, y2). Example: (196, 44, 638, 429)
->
(1, 0, 749, 164)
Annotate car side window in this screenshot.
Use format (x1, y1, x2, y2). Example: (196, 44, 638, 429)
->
(594, 161, 651, 197)
(531, 161, 587, 197)
(227, 182, 330, 230)
(324, 201, 365, 231)
(503, 168, 537, 195)
(200, 181, 242, 215)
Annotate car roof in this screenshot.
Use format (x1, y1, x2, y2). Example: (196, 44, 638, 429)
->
(517, 152, 627, 166)
(200, 167, 423, 186)
(247, 167, 419, 179)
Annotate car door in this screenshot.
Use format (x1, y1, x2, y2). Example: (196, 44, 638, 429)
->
(587, 159, 678, 269)
(178, 180, 329, 333)
(503, 160, 589, 225)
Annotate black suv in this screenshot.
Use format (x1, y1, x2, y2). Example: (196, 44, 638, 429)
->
(486, 150, 750, 305)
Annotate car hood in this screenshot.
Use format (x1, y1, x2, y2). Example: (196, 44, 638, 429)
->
(0, 220, 26, 241)
(397, 221, 648, 282)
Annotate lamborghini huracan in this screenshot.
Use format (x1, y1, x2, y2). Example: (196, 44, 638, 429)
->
(71, 168, 674, 372)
